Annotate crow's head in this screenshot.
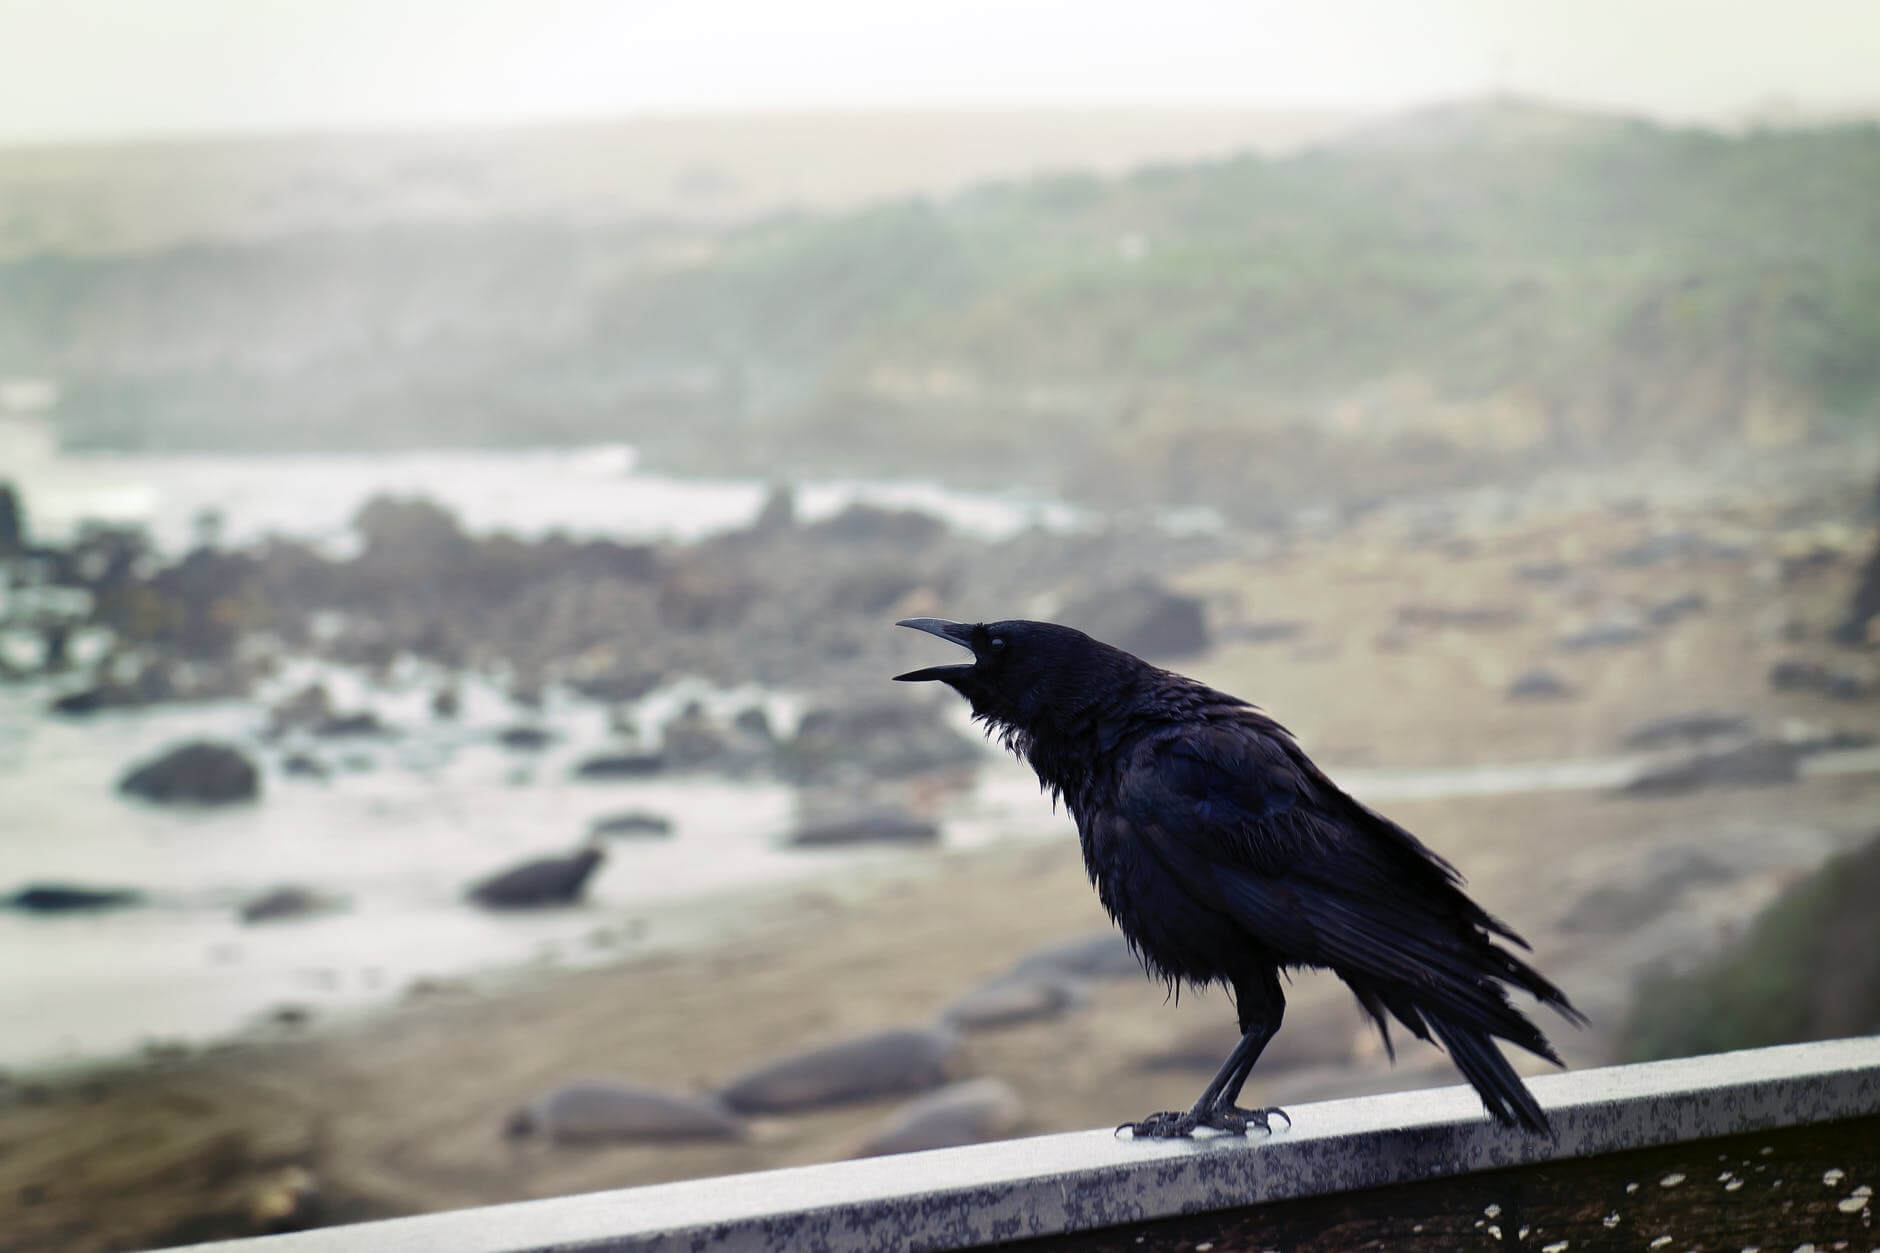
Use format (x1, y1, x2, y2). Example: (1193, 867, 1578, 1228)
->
(893, 617, 1130, 736)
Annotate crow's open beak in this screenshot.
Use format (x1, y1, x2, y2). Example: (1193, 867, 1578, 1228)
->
(894, 618, 977, 682)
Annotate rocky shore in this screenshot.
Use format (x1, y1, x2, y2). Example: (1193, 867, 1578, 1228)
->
(1, 452, 1877, 1250)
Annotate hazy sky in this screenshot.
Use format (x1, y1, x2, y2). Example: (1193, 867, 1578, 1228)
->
(2, 0, 1876, 144)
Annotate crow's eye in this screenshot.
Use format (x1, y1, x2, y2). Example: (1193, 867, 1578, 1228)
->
(989, 637, 1007, 652)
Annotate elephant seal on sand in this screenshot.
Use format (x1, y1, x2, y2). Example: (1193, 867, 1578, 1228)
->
(940, 973, 1087, 1032)
(850, 1079, 1024, 1158)
(505, 1080, 745, 1143)
(719, 1027, 961, 1115)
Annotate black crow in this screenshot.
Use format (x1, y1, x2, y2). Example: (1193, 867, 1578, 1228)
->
(896, 617, 1584, 1137)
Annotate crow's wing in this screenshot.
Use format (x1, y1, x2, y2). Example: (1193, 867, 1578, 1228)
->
(1108, 719, 1553, 999)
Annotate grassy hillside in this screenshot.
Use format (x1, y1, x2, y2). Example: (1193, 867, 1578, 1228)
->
(1620, 831, 1880, 1062)
(4, 100, 1878, 517)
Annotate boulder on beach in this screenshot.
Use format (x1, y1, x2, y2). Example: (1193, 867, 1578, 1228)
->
(940, 974, 1086, 1032)
(1769, 658, 1877, 701)
(719, 1027, 962, 1114)
(573, 751, 665, 780)
(240, 886, 342, 925)
(7, 883, 144, 912)
(779, 700, 982, 783)
(1506, 667, 1575, 702)
(118, 741, 260, 805)
(1556, 615, 1647, 651)
(467, 846, 605, 909)
(496, 725, 554, 751)
(849, 1078, 1024, 1158)
(588, 810, 675, 838)
(783, 808, 939, 849)
(1008, 931, 1142, 981)
(1620, 712, 1756, 750)
(1619, 740, 1803, 798)
(506, 1080, 745, 1144)
(1061, 578, 1209, 659)
(266, 684, 333, 736)
(0, 480, 23, 555)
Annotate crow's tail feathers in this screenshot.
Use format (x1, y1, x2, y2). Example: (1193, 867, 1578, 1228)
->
(1430, 1013, 1553, 1135)
(1344, 935, 1585, 1136)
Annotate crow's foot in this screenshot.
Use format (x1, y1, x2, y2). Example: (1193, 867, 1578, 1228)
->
(1203, 1104, 1290, 1135)
(1115, 1110, 1196, 1139)
(1116, 1104, 1288, 1140)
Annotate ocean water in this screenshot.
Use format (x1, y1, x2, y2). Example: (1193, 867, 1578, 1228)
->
(0, 418, 1092, 554)
(0, 423, 1111, 1068)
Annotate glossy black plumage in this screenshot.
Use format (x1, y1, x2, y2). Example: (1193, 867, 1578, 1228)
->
(896, 617, 1584, 1136)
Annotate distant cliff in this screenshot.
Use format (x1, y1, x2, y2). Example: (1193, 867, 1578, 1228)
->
(4, 101, 1878, 519)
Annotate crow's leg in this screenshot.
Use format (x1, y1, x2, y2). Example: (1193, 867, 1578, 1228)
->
(1119, 968, 1289, 1140)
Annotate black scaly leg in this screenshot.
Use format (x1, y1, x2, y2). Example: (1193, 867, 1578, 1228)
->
(1120, 967, 1291, 1139)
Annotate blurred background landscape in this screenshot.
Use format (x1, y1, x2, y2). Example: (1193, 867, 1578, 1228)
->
(1, 2, 1878, 1248)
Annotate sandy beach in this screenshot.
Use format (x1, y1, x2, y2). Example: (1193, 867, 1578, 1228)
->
(5, 467, 1878, 1252)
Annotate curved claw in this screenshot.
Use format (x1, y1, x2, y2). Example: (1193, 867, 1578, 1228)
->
(1208, 1104, 1290, 1135)
(1116, 1110, 1199, 1140)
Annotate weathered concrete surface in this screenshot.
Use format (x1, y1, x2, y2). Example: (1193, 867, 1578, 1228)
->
(178, 1036, 1880, 1253)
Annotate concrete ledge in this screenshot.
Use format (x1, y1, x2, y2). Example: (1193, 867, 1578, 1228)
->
(184, 1036, 1880, 1253)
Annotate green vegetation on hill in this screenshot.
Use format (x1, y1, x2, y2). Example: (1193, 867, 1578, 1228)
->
(3, 101, 1878, 516)
(1619, 832, 1880, 1062)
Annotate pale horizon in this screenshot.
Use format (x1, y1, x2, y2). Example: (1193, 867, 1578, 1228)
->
(2, 0, 1877, 147)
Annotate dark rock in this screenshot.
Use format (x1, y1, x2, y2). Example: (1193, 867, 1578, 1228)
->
(0, 481, 23, 555)
(850, 1079, 1022, 1158)
(1396, 604, 1524, 631)
(240, 886, 340, 925)
(496, 725, 554, 751)
(567, 670, 663, 703)
(1228, 620, 1306, 644)
(573, 751, 666, 780)
(659, 703, 731, 768)
(7, 884, 143, 912)
(941, 974, 1086, 1031)
(1556, 616, 1647, 651)
(430, 686, 461, 719)
(1061, 578, 1209, 659)
(808, 503, 946, 547)
(1506, 667, 1575, 701)
(718, 1027, 961, 1114)
(589, 810, 675, 838)
(749, 484, 797, 536)
(269, 1005, 312, 1029)
(280, 753, 329, 779)
(1837, 525, 1880, 645)
(780, 700, 982, 782)
(1778, 546, 1843, 581)
(1621, 712, 1755, 750)
(506, 1080, 744, 1143)
(267, 684, 333, 735)
(1769, 659, 1877, 700)
(785, 809, 939, 848)
(118, 741, 260, 804)
(1008, 931, 1143, 981)
(732, 706, 775, 741)
(467, 845, 605, 908)
(312, 711, 386, 738)
(1619, 741, 1803, 797)
(1645, 592, 1709, 626)
(48, 665, 178, 715)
